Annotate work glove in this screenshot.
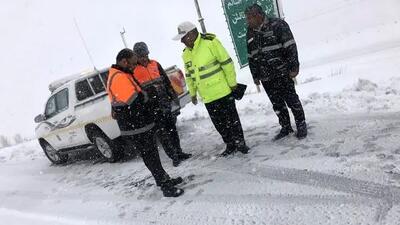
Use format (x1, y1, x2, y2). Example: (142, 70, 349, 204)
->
(289, 68, 299, 78)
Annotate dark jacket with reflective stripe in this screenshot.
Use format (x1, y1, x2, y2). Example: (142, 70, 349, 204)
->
(246, 18, 299, 82)
(107, 65, 155, 136)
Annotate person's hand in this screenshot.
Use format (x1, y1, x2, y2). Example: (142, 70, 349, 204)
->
(289, 69, 299, 78)
(191, 96, 198, 105)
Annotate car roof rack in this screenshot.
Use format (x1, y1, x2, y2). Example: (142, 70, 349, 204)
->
(48, 68, 108, 93)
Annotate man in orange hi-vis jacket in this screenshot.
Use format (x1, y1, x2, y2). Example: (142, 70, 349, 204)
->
(107, 48, 184, 197)
(133, 42, 192, 167)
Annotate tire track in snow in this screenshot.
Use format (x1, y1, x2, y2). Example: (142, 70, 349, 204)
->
(0, 207, 92, 225)
(211, 163, 400, 222)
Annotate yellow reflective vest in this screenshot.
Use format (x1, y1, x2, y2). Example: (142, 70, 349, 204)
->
(182, 33, 237, 103)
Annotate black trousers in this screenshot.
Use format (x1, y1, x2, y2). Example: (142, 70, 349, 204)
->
(155, 111, 183, 160)
(261, 76, 306, 129)
(124, 129, 169, 184)
(205, 94, 246, 147)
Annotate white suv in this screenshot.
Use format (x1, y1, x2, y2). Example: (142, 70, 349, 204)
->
(34, 66, 190, 164)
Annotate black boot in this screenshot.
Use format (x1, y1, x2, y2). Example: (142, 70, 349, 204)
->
(220, 144, 236, 157)
(177, 152, 192, 160)
(155, 174, 170, 187)
(170, 177, 184, 186)
(160, 180, 184, 197)
(273, 126, 294, 141)
(172, 151, 192, 167)
(157, 176, 183, 187)
(237, 144, 250, 154)
(296, 122, 307, 139)
(172, 158, 182, 167)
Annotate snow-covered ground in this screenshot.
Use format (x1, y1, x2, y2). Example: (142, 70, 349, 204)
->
(1, 0, 400, 224)
(1, 49, 399, 224)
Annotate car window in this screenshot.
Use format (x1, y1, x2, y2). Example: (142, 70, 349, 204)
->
(100, 71, 109, 86)
(55, 89, 69, 112)
(76, 79, 94, 101)
(88, 75, 105, 94)
(45, 96, 57, 118)
(44, 88, 69, 119)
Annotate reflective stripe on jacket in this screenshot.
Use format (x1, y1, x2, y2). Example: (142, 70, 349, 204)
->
(246, 18, 299, 82)
(182, 33, 237, 103)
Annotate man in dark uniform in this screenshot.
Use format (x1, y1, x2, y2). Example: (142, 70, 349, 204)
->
(107, 48, 184, 197)
(245, 4, 307, 140)
(132, 42, 192, 167)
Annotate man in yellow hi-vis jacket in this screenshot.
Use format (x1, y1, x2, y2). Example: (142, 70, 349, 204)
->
(173, 21, 249, 157)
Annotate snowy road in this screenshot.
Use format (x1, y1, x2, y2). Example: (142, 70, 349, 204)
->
(2, 45, 400, 224)
(1, 106, 400, 225)
(2, 50, 400, 224)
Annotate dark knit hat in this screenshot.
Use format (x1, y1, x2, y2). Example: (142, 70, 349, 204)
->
(133, 42, 149, 57)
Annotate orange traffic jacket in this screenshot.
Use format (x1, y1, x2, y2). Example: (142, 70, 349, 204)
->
(107, 66, 142, 107)
(133, 60, 162, 87)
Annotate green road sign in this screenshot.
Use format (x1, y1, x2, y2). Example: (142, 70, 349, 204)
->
(221, 0, 280, 68)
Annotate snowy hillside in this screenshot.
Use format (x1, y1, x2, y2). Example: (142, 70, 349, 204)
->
(1, 0, 400, 224)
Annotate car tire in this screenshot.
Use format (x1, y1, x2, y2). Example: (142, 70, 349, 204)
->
(40, 140, 68, 164)
(91, 132, 123, 163)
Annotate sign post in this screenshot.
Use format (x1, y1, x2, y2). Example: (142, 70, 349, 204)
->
(221, 0, 281, 68)
(194, 0, 207, 33)
(120, 27, 128, 48)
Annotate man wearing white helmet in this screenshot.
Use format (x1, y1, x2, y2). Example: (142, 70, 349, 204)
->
(173, 21, 249, 157)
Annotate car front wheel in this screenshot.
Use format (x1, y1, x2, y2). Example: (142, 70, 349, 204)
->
(40, 141, 68, 164)
(92, 132, 123, 163)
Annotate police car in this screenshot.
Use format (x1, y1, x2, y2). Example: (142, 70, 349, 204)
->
(34, 66, 190, 164)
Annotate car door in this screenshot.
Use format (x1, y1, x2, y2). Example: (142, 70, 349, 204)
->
(43, 88, 73, 149)
(70, 72, 119, 145)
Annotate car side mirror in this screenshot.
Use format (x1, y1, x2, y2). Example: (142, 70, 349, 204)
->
(34, 114, 46, 123)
